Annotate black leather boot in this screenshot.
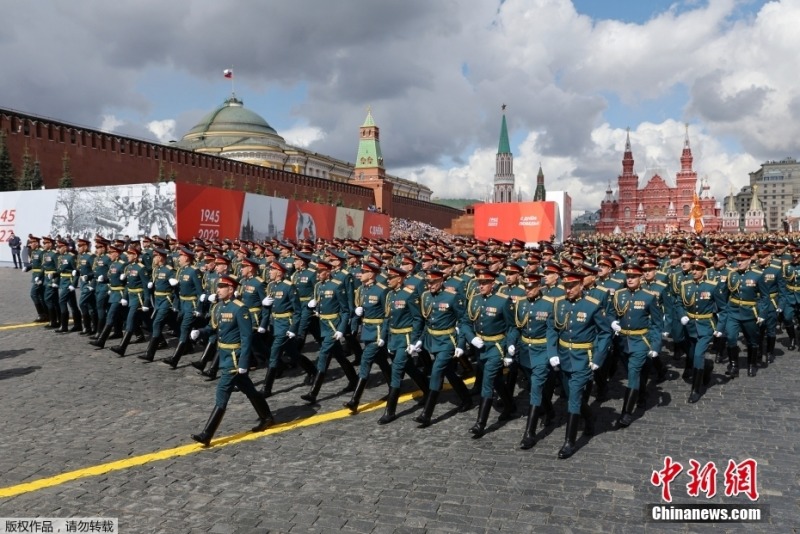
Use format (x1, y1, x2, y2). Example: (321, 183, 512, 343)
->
(109, 331, 133, 357)
(378, 387, 401, 425)
(787, 324, 797, 351)
(451, 376, 474, 412)
(162, 341, 187, 369)
(414, 389, 439, 427)
(260, 366, 278, 399)
(54, 312, 69, 333)
(138, 336, 159, 361)
(69, 315, 83, 332)
(557, 413, 581, 459)
(519, 405, 541, 450)
(581, 403, 595, 437)
(747, 346, 757, 377)
(191, 407, 225, 447)
(469, 397, 493, 437)
(202, 352, 220, 381)
(766, 336, 776, 365)
(343, 377, 368, 413)
(616, 387, 639, 428)
(725, 346, 739, 378)
(300, 372, 325, 403)
(688, 369, 703, 403)
(89, 325, 112, 349)
(79, 314, 91, 335)
(250, 395, 274, 432)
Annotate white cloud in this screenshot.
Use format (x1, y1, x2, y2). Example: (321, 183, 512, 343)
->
(99, 114, 124, 133)
(282, 125, 326, 148)
(147, 119, 176, 143)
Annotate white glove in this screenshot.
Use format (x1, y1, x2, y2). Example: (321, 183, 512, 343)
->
(507, 345, 516, 356)
(68, 285, 75, 291)
(590, 362, 600, 371)
(97, 275, 105, 283)
(208, 294, 217, 303)
(257, 327, 266, 334)
(51, 282, 58, 288)
(262, 296, 274, 307)
(120, 298, 128, 307)
(406, 344, 416, 355)
(648, 351, 658, 359)
(168, 278, 178, 286)
(454, 347, 464, 358)
(355, 306, 364, 317)
(37, 279, 43, 285)
(503, 357, 513, 367)
(199, 293, 206, 302)
(413, 340, 422, 352)
(71, 270, 77, 276)
(81, 275, 88, 282)
(286, 331, 296, 339)
(192, 310, 201, 317)
(756, 317, 764, 325)
(713, 330, 723, 338)
(549, 356, 560, 368)
(34, 276, 40, 283)
(119, 273, 126, 281)
(238, 368, 248, 375)
(611, 320, 622, 333)
(141, 306, 150, 312)
(470, 336, 485, 349)
(333, 331, 343, 341)
(233, 290, 240, 299)
(147, 281, 154, 289)
(680, 316, 690, 325)
(776, 308, 782, 314)
(377, 338, 385, 347)
(307, 299, 317, 308)
(88, 286, 94, 292)
(190, 329, 200, 340)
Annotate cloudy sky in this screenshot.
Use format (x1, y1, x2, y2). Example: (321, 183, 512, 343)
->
(2, 0, 797, 214)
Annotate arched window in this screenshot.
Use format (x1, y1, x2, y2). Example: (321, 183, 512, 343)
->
(624, 207, 631, 219)
(683, 205, 690, 216)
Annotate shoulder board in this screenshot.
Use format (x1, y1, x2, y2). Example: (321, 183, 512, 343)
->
(332, 279, 342, 285)
(751, 268, 763, 274)
(283, 279, 293, 286)
(496, 291, 508, 298)
(542, 296, 555, 303)
(585, 295, 600, 305)
(402, 287, 414, 294)
(231, 299, 244, 307)
(341, 268, 350, 274)
(255, 276, 264, 283)
(594, 286, 609, 293)
(553, 295, 565, 303)
(377, 283, 387, 290)
(654, 280, 667, 287)
(445, 286, 457, 294)
(642, 288, 659, 297)
(680, 279, 692, 285)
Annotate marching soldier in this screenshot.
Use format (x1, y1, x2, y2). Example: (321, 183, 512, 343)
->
(190, 274, 274, 446)
(89, 239, 112, 340)
(546, 271, 612, 459)
(610, 263, 663, 427)
(783, 246, 800, 350)
(163, 248, 204, 368)
(191, 255, 231, 378)
(706, 250, 732, 362)
(41, 236, 60, 328)
(724, 249, 769, 378)
(75, 238, 97, 336)
(26, 236, 48, 322)
(139, 248, 175, 362)
(109, 245, 150, 356)
(755, 246, 786, 365)
(54, 239, 81, 334)
(90, 244, 127, 349)
(291, 251, 322, 367)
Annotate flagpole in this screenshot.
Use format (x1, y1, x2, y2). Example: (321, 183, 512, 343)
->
(230, 65, 235, 97)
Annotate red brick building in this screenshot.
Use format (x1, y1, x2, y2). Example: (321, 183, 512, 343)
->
(596, 128, 721, 234)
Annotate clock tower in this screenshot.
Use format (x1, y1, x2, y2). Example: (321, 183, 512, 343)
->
(351, 107, 392, 212)
(493, 106, 515, 203)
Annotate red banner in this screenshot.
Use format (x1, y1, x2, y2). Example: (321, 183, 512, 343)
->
(285, 201, 336, 241)
(473, 202, 556, 242)
(175, 182, 245, 241)
(362, 212, 390, 239)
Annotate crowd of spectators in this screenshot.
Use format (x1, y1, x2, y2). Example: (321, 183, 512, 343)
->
(390, 217, 453, 242)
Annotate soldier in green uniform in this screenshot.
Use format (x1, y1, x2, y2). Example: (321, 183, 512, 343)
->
(25, 236, 48, 322)
(460, 269, 516, 438)
(610, 264, 663, 427)
(706, 250, 732, 362)
(783, 246, 800, 350)
(301, 260, 358, 403)
(54, 239, 81, 334)
(90, 244, 126, 349)
(190, 274, 274, 447)
(75, 238, 97, 336)
(191, 255, 229, 376)
(89, 239, 111, 340)
(724, 249, 769, 378)
(546, 271, 613, 459)
(109, 245, 150, 356)
(41, 236, 60, 328)
(414, 269, 473, 428)
(139, 248, 175, 361)
(755, 246, 786, 365)
(163, 248, 203, 368)
(291, 251, 322, 366)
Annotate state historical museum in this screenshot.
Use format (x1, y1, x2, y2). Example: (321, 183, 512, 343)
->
(596, 128, 721, 234)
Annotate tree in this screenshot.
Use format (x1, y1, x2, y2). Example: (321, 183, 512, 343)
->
(31, 160, 44, 189)
(17, 146, 34, 190)
(58, 151, 73, 188)
(0, 130, 16, 191)
(156, 161, 167, 183)
(168, 169, 177, 182)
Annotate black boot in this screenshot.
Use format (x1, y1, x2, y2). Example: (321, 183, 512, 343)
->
(300, 372, 325, 403)
(54, 312, 69, 333)
(766, 336, 776, 365)
(343, 377, 368, 413)
(47, 309, 59, 328)
(138, 336, 159, 361)
(202, 352, 220, 381)
(69, 315, 83, 333)
(581, 403, 595, 437)
(688, 369, 703, 403)
(34, 303, 49, 323)
(260, 367, 278, 399)
(191, 407, 225, 447)
(89, 325, 112, 349)
(519, 405, 541, 449)
(162, 342, 187, 369)
(250, 395, 274, 432)
(470, 364, 483, 396)
(747, 346, 757, 377)
(725, 346, 739, 378)
(78, 314, 91, 335)
(469, 397, 493, 437)
(557, 413, 581, 459)
(616, 388, 638, 428)
(414, 389, 439, 427)
(451, 376, 474, 412)
(109, 331, 133, 357)
(787, 324, 797, 351)
(378, 387, 401, 425)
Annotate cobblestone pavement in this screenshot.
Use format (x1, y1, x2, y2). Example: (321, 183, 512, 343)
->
(0, 266, 797, 533)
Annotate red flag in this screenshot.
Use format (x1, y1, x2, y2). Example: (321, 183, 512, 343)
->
(346, 214, 354, 227)
(223, 69, 233, 79)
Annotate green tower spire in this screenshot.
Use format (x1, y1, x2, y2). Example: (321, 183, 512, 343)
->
(533, 163, 546, 201)
(498, 112, 511, 154)
(355, 106, 383, 170)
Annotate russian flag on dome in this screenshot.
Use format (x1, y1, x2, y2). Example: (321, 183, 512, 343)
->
(223, 69, 233, 79)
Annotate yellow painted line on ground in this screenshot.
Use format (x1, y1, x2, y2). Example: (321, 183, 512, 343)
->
(0, 321, 41, 331)
(0, 377, 475, 499)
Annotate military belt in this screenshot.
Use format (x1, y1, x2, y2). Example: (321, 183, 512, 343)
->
(620, 328, 647, 335)
(390, 326, 413, 334)
(299, 296, 312, 301)
(558, 339, 593, 350)
(180, 295, 197, 301)
(730, 298, 756, 307)
(362, 318, 383, 325)
(319, 313, 339, 320)
(273, 312, 292, 319)
(521, 335, 546, 345)
(788, 285, 800, 291)
(128, 288, 143, 293)
(31, 268, 43, 272)
(427, 327, 456, 336)
(110, 286, 124, 291)
(249, 307, 261, 313)
(479, 333, 506, 342)
(769, 292, 778, 298)
(155, 291, 173, 297)
(218, 342, 241, 350)
(44, 270, 56, 275)
(60, 273, 73, 278)
(687, 313, 713, 320)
